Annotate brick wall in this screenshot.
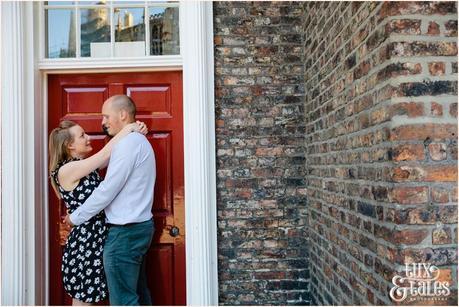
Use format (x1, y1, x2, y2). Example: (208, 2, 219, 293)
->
(214, 1, 309, 305)
(214, 1, 457, 305)
(304, 1, 457, 305)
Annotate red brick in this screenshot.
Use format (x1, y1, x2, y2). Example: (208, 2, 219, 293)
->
(391, 144, 425, 161)
(379, 2, 457, 18)
(436, 268, 453, 284)
(445, 20, 458, 37)
(370, 107, 390, 125)
(389, 41, 457, 57)
(214, 36, 223, 45)
(403, 206, 458, 225)
(424, 165, 458, 182)
(432, 227, 452, 244)
(427, 21, 440, 35)
(366, 289, 375, 305)
(390, 124, 457, 141)
(235, 189, 252, 199)
(385, 19, 421, 35)
(430, 102, 443, 116)
(391, 165, 457, 182)
(391, 166, 425, 182)
(237, 294, 255, 303)
(449, 103, 457, 117)
(398, 247, 457, 266)
(428, 143, 447, 161)
(374, 224, 393, 242)
(428, 62, 445, 76)
(352, 27, 369, 49)
(378, 63, 423, 82)
(393, 229, 429, 244)
(388, 186, 428, 204)
(390, 102, 424, 118)
(452, 187, 458, 202)
(431, 187, 449, 203)
(449, 141, 457, 160)
(255, 147, 284, 156)
(216, 119, 225, 127)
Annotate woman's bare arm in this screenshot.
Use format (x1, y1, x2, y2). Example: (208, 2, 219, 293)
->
(58, 122, 148, 190)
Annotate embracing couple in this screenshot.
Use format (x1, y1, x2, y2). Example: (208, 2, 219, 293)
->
(49, 95, 155, 306)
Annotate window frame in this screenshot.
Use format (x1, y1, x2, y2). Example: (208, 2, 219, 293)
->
(39, 0, 181, 69)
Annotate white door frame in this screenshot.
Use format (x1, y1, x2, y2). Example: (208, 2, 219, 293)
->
(0, 1, 218, 305)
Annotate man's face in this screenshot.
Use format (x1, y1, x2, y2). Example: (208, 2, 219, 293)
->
(101, 101, 123, 136)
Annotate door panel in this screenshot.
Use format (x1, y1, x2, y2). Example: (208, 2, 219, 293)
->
(153, 133, 172, 212)
(126, 85, 172, 116)
(64, 86, 108, 113)
(48, 72, 185, 305)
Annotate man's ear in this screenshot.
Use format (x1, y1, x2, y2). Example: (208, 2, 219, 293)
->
(119, 109, 128, 121)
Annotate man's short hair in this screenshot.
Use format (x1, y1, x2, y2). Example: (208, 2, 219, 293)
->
(109, 95, 136, 120)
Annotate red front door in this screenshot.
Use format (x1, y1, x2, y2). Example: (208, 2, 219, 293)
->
(48, 72, 185, 305)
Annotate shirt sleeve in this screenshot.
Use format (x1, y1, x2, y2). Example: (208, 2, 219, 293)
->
(69, 136, 138, 226)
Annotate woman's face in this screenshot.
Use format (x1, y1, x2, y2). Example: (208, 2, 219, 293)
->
(67, 125, 93, 158)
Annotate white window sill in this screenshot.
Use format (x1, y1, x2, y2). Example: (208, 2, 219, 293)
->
(38, 55, 183, 70)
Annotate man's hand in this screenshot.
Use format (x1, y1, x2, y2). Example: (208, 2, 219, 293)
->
(122, 121, 148, 136)
(135, 121, 149, 135)
(60, 215, 74, 246)
(59, 221, 72, 246)
(64, 214, 75, 227)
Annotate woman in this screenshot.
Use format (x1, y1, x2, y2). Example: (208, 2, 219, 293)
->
(49, 120, 148, 305)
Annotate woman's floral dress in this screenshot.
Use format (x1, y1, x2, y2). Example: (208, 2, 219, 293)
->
(51, 159, 108, 303)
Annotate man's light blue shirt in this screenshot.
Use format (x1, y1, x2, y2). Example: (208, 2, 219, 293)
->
(70, 132, 156, 226)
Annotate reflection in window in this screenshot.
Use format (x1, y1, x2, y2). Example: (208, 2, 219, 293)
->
(114, 8, 145, 56)
(113, 1, 146, 4)
(80, 8, 110, 57)
(46, 9, 76, 58)
(149, 7, 179, 55)
(79, 1, 107, 5)
(114, 8, 145, 42)
(44, 1, 180, 59)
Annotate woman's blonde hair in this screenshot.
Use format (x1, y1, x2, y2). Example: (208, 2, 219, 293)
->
(48, 120, 77, 198)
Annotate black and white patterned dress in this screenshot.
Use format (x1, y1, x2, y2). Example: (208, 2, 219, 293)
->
(51, 159, 108, 303)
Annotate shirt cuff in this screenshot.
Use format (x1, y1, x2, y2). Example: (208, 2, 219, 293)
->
(69, 212, 83, 226)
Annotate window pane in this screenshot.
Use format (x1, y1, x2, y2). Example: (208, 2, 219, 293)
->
(81, 8, 110, 57)
(147, 1, 178, 3)
(114, 7, 145, 56)
(45, 9, 76, 58)
(45, 1, 75, 5)
(149, 7, 179, 55)
(79, 0, 109, 5)
(113, 1, 145, 4)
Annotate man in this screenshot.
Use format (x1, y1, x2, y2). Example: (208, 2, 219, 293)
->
(65, 95, 156, 305)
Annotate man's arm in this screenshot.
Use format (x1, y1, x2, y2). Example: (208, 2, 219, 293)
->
(68, 136, 138, 226)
